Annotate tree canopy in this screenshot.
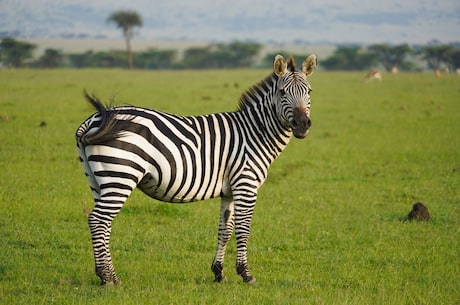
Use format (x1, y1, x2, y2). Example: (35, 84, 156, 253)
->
(35, 48, 63, 68)
(419, 45, 459, 71)
(368, 44, 413, 71)
(107, 10, 143, 70)
(182, 42, 262, 69)
(2, 37, 460, 72)
(321, 46, 377, 71)
(0, 37, 36, 67)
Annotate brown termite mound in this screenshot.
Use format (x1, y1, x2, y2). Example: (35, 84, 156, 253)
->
(406, 202, 431, 221)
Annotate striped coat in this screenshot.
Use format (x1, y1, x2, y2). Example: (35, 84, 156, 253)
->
(76, 54, 317, 285)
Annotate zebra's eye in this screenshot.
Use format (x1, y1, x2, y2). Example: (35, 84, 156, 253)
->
(279, 88, 286, 95)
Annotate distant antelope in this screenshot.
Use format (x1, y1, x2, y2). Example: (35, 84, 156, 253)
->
(364, 70, 382, 81)
(435, 69, 442, 78)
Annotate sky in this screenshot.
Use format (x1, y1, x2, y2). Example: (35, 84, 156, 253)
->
(1, 0, 459, 44)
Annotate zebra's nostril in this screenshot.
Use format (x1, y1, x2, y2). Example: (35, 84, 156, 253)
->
(292, 118, 310, 131)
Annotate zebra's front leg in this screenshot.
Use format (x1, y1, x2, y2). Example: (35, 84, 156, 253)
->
(234, 193, 257, 284)
(88, 210, 121, 286)
(211, 196, 234, 282)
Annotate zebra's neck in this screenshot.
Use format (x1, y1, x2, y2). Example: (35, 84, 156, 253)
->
(237, 74, 277, 112)
(236, 73, 292, 161)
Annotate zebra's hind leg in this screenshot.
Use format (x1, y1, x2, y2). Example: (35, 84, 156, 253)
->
(88, 210, 122, 286)
(233, 192, 257, 284)
(211, 196, 234, 282)
(88, 186, 132, 285)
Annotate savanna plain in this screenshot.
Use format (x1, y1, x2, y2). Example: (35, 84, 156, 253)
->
(0, 67, 459, 305)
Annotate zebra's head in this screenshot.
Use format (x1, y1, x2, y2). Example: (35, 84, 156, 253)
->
(273, 54, 317, 139)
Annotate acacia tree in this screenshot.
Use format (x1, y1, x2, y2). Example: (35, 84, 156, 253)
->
(321, 45, 377, 70)
(419, 45, 455, 71)
(36, 48, 63, 68)
(107, 10, 143, 70)
(445, 47, 460, 71)
(182, 42, 262, 69)
(368, 43, 413, 71)
(0, 37, 36, 67)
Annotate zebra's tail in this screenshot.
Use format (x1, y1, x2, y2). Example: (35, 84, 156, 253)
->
(76, 92, 131, 146)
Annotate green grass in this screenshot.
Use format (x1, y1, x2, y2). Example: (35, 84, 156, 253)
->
(0, 69, 459, 304)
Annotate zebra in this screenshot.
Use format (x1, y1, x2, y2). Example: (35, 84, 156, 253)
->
(75, 54, 317, 285)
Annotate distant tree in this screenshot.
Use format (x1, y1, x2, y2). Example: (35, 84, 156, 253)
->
(322, 45, 377, 70)
(182, 47, 211, 69)
(262, 52, 308, 69)
(68, 51, 95, 68)
(419, 45, 455, 71)
(107, 10, 143, 70)
(67, 50, 126, 68)
(0, 37, 36, 67)
(443, 47, 460, 71)
(368, 43, 413, 71)
(92, 51, 126, 68)
(182, 42, 261, 69)
(135, 48, 177, 69)
(213, 41, 262, 68)
(35, 48, 63, 68)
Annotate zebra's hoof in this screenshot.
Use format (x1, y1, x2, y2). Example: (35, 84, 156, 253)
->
(100, 278, 122, 287)
(213, 275, 227, 283)
(244, 275, 257, 285)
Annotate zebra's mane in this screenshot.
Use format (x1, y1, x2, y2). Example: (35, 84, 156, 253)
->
(237, 57, 297, 112)
(237, 73, 277, 112)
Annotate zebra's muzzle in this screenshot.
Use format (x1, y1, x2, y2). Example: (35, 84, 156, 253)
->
(291, 107, 311, 139)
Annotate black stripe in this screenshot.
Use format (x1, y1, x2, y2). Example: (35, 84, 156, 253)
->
(94, 170, 138, 183)
(209, 113, 228, 197)
(100, 140, 162, 187)
(117, 108, 198, 147)
(100, 192, 129, 198)
(201, 115, 217, 200)
(88, 155, 145, 173)
(121, 120, 178, 197)
(100, 182, 133, 190)
(95, 199, 126, 205)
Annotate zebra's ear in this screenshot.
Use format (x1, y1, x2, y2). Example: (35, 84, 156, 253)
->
(302, 54, 317, 76)
(273, 55, 288, 76)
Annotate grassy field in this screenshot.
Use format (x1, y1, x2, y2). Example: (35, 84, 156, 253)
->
(0, 68, 459, 304)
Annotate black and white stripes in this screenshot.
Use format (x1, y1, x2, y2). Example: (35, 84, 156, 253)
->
(76, 54, 317, 285)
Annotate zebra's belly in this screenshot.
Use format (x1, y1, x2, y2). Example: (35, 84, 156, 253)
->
(138, 171, 230, 203)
